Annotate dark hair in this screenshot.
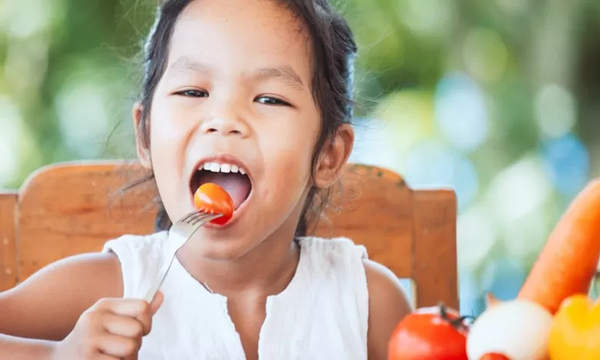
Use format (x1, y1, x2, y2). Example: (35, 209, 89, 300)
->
(136, 0, 357, 236)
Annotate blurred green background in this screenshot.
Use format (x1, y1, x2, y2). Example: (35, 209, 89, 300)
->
(1, 0, 600, 315)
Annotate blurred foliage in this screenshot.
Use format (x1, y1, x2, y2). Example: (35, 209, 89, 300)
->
(1, 0, 600, 314)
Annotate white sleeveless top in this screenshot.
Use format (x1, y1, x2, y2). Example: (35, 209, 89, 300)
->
(102, 232, 369, 360)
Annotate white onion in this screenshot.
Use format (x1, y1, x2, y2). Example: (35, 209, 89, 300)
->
(467, 300, 553, 360)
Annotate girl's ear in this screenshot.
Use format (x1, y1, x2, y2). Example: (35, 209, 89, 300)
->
(132, 102, 152, 169)
(314, 124, 354, 189)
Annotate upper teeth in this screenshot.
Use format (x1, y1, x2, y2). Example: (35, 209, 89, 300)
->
(202, 162, 246, 175)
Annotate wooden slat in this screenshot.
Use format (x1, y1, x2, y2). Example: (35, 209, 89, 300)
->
(0, 192, 18, 291)
(412, 189, 458, 309)
(17, 162, 158, 280)
(11, 160, 458, 308)
(314, 164, 413, 279)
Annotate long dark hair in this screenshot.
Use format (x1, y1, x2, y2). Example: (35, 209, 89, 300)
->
(134, 0, 357, 236)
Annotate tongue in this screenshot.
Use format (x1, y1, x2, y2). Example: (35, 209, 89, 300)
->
(199, 172, 251, 209)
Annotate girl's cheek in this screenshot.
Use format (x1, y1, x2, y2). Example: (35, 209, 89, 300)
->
(149, 104, 191, 185)
(152, 102, 195, 137)
(267, 132, 313, 184)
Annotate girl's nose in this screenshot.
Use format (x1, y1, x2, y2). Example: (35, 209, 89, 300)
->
(199, 116, 250, 138)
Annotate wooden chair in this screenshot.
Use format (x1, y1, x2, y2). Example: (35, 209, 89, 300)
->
(0, 161, 458, 309)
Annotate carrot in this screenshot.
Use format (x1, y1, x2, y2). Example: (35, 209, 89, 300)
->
(517, 179, 600, 314)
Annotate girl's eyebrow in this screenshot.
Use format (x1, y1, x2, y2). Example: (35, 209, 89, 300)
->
(252, 66, 305, 92)
(166, 56, 305, 91)
(167, 56, 216, 76)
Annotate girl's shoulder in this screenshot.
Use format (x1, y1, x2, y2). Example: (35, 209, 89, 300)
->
(297, 236, 408, 300)
(102, 231, 170, 252)
(296, 236, 368, 261)
(295, 236, 369, 282)
(294, 236, 370, 298)
(102, 231, 170, 298)
(294, 236, 412, 358)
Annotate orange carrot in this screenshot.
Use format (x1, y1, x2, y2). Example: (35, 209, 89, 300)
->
(517, 179, 600, 314)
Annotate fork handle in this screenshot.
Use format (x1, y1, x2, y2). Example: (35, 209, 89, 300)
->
(140, 212, 221, 302)
(141, 249, 177, 303)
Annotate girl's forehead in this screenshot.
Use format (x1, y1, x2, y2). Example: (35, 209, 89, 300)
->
(169, 0, 312, 64)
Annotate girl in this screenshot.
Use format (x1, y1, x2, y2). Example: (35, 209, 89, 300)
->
(0, 0, 412, 359)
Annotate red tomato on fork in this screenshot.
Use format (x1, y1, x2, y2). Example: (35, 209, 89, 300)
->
(193, 183, 234, 225)
(388, 303, 470, 360)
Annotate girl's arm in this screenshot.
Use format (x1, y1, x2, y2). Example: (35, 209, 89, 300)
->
(0, 335, 55, 359)
(364, 259, 413, 360)
(0, 252, 123, 357)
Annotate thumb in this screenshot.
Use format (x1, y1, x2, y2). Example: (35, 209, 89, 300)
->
(150, 290, 164, 315)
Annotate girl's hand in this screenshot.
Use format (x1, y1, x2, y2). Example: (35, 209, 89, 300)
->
(51, 291, 163, 360)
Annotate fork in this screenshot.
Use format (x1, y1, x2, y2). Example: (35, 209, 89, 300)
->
(141, 210, 222, 302)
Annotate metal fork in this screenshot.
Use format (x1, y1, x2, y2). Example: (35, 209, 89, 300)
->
(141, 210, 222, 302)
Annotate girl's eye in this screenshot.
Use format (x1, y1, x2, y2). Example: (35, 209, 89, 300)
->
(255, 96, 291, 107)
(176, 89, 208, 97)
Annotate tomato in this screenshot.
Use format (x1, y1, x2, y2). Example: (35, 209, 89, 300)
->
(388, 303, 470, 360)
(480, 354, 510, 360)
(193, 183, 234, 225)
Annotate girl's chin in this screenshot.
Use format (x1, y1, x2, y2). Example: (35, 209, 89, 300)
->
(185, 232, 258, 261)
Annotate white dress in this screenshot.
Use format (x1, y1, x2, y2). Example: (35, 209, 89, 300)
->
(103, 232, 370, 360)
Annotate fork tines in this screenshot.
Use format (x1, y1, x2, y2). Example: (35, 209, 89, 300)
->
(184, 211, 222, 225)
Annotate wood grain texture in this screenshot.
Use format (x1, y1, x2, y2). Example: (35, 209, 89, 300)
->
(313, 164, 413, 279)
(17, 162, 158, 280)
(0, 192, 18, 291)
(4, 161, 458, 308)
(412, 190, 458, 309)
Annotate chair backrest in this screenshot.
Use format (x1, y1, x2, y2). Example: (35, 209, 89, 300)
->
(0, 161, 458, 309)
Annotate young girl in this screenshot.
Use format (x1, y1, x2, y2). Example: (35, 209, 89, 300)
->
(0, 0, 412, 358)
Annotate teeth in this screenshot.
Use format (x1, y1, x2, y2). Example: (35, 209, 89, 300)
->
(199, 162, 247, 175)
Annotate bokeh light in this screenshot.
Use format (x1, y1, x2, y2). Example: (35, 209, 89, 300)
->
(535, 84, 577, 139)
(434, 72, 490, 152)
(404, 141, 479, 210)
(462, 28, 509, 83)
(540, 132, 590, 198)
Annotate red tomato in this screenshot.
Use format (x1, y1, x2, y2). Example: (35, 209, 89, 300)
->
(388, 303, 470, 360)
(193, 183, 234, 225)
(480, 354, 510, 360)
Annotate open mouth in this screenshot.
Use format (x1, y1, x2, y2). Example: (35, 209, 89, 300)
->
(189, 161, 252, 210)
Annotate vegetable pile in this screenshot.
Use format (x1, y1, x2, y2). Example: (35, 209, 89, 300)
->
(388, 179, 600, 360)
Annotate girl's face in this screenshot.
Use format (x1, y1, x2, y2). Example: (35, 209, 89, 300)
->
(135, 0, 351, 259)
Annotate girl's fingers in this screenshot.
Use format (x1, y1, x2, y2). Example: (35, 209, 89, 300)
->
(93, 298, 150, 318)
(92, 296, 161, 335)
(150, 291, 164, 316)
(95, 333, 141, 358)
(102, 313, 145, 339)
(134, 291, 164, 336)
(94, 355, 121, 360)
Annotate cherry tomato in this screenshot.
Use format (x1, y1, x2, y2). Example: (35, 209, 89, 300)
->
(193, 183, 234, 225)
(388, 303, 470, 360)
